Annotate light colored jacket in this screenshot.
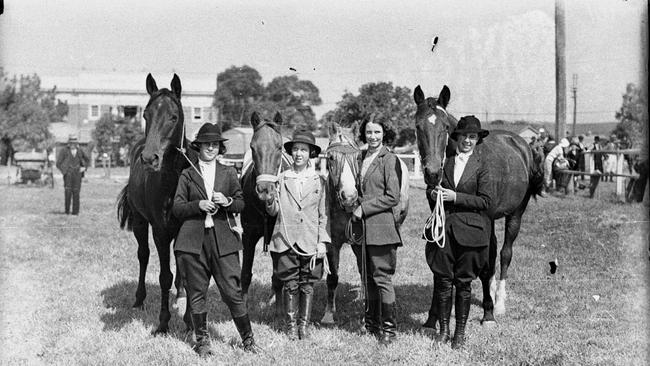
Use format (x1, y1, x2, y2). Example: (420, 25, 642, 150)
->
(266, 169, 331, 254)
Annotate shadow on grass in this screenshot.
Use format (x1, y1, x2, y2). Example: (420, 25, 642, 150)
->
(99, 277, 490, 340)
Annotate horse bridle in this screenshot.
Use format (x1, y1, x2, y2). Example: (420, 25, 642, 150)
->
(326, 141, 360, 211)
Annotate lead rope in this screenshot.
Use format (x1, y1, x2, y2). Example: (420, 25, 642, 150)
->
(422, 130, 449, 248)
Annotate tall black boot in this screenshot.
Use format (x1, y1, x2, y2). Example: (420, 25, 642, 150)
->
(297, 288, 313, 340)
(364, 299, 380, 338)
(436, 277, 453, 343)
(233, 314, 261, 353)
(452, 282, 472, 350)
(191, 313, 214, 357)
(378, 302, 397, 346)
(283, 288, 299, 340)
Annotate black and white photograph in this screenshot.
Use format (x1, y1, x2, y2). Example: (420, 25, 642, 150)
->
(1, 0, 648, 364)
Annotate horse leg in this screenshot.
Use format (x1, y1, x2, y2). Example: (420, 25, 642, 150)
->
(240, 230, 256, 295)
(480, 220, 498, 324)
(321, 241, 341, 324)
(132, 214, 149, 309)
(151, 228, 173, 335)
(494, 213, 522, 316)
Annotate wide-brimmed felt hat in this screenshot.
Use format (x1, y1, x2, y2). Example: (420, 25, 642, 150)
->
(451, 115, 489, 139)
(68, 134, 79, 144)
(284, 129, 321, 158)
(191, 123, 227, 149)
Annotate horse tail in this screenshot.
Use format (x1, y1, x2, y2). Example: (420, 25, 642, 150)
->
(116, 184, 133, 231)
(529, 152, 545, 199)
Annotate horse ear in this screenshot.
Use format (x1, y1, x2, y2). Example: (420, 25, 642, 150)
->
(328, 122, 339, 137)
(273, 112, 283, 125)
(250, 111, 261, 128)
(438, 85, 450, 109)
(414, 85, 425, 105)
(171, 74, 182, 99)
(146, 74, 158, 95)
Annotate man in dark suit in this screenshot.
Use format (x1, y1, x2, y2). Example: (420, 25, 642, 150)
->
(56, 135, 89, 215)
(425, 115, 495, 349)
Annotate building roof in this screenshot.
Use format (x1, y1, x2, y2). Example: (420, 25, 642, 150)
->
(41, 72, 217, 94)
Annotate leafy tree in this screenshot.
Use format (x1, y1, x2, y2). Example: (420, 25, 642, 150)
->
(92, 113, 116, 153)
(613, 83, 648, 147)
(320, 82, 416, 146)
(117, 119, 144, 151)
(0, 70, 68, 151)
(263, 75, 322, 131)
(214, 65, 265, 130)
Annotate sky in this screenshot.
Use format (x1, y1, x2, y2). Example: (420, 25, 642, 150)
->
(1, 0, 647, 124)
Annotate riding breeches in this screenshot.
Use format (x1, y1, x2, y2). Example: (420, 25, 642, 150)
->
(177, 228, 247, 318)
(351, 244, 397, 304)
(271, 249, 323, 293)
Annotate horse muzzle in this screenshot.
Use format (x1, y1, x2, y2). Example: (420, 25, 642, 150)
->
(141, 152, 162, 171)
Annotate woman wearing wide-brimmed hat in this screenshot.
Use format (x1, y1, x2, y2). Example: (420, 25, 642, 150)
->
(425, 115, 495, 349)
(265, 128, 330, 340)
(172, 123, 260, 355)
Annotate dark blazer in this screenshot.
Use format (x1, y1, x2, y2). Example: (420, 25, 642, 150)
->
(56, 146, 89, 174)
(356, 146, 402, 246)
(172, 162, 245, 256)
(427, 150, 494, 247)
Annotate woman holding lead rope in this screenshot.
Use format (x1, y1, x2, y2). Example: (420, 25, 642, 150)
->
(265, 129, 330, 340)
(425, 115, 495, 349)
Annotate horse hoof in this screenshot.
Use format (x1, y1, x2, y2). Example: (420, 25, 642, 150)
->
(152, 326, 169, 336)
(132, 302, 145, 310)
(481, 319, 497, 327)
(422, 318, 438, 329)
(320, 311, 335, 325)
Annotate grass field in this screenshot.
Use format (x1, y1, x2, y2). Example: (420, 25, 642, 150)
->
(0, 174, 648, 365)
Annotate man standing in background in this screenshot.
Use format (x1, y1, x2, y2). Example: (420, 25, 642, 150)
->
(56, 135, 89, 215)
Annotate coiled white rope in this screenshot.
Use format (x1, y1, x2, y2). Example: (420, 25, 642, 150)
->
(423, 189, 446, 248)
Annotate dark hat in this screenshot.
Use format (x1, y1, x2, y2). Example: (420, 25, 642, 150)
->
(284, 129, 321, 158)
(191, 123, 227, 149)
(451, 115, 489, 139)
(67, 134, 79, 144)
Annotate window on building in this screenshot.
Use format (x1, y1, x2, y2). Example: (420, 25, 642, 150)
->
(89, 105, 100, 119)
(123, 106, 138, 118)
(193, 107, 202, 120)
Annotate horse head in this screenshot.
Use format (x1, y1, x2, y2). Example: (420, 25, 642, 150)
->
(326, 122, 360, 210)
(413, 85, 457, 187)
(141, 74, 183, 171)
(250, 111, 285, 202)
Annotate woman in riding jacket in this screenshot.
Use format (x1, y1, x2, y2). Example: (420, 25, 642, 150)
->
(265, 129, 330, 340)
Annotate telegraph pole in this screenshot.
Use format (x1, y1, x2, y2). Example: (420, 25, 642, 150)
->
(571, 73, 578, 136)
(555, 0, 567, 140)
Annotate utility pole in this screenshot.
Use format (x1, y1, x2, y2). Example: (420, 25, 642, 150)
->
(571, 73, 578, 136)
(555, 0, 567, 140)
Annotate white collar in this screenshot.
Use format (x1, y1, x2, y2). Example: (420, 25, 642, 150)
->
(456, 148, 473, 160)
(198, 159, 216, 167)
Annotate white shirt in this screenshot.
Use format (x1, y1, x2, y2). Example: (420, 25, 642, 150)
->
(545, 145, 564, 164)
(284, 165, 316, 200)
(199, 159, 216, 228)
(454, 150, 473, 186)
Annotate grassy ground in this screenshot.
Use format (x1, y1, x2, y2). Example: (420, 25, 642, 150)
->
(0, 175, 647, 365)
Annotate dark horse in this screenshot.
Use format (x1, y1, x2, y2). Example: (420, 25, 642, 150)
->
(240, 112, 291, 315)
(117, 74, 193, 334)
(413, 85, 543, 325)
(320, 122, 410, 324)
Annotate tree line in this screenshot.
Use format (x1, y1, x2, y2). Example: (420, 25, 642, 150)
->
(0, 66, 646, 163)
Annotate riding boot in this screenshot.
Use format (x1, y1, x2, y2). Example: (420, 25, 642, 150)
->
(452, 282, 472, 350)
(191, 313, 214, 357)
(283, 288, 299, 340)
(436, 277, 453, 343)
(297, 289, 313, 340)
(364, 299, 381, 338)
(233, 314, 262, 353)
(378, 302, 397, 346)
